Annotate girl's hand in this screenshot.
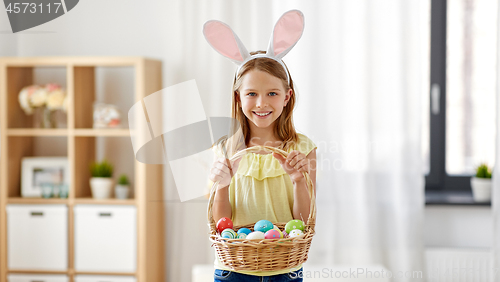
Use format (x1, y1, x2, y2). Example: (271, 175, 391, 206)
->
(273, 150, 309, 183)
(209, 157, 242, 188)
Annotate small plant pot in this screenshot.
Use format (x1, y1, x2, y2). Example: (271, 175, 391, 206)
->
(470, 177, 492, 202)
(90, 177, 114, 199)
(115, 184, 130, 199)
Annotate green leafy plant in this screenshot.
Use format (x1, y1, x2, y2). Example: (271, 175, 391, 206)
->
(89, 159, 114, 178)
(475, 163, 492, 179)
(118, 174, 129, 185)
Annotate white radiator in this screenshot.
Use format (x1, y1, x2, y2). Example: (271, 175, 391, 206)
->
(425, 248, 493, 282)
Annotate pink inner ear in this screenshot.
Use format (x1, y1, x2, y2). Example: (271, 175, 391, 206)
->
(204, 21, 243, 62)
(273, 12, 304, 56)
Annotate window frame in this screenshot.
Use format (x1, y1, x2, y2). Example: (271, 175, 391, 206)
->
(427, 0, 472, 192)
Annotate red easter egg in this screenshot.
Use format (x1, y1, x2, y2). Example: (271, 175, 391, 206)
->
(216, 217, 233, 233)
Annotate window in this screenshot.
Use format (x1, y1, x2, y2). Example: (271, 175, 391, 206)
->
(426, 0, 497, 192)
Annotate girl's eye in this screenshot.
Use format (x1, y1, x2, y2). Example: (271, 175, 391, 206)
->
(247, 92, 256, 96)
(268, 92, 277, 96)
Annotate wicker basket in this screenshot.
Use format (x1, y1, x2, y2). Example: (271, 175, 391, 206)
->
(207, 145, 316, 272)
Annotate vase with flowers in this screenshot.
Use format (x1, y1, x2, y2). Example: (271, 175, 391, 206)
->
(18, 83, 68, 128)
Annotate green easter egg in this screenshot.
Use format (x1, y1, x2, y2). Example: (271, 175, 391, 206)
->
(285, 220, 305, 234)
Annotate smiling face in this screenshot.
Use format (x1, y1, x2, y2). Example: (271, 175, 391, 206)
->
(236, 69, 292, 135)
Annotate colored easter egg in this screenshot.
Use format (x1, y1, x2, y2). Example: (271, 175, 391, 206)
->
(271, 225, 284, 238)
(285, 220, 305, 234)
(237, 233, 247, 239)
(216, 217, 233, 234)
(254, 220, 273, 233)
(289, 229, 304, 238)
(237, 228, 252, 235)
(265, 229, 281, 239)
(282, 231, 288, 238)
(221, 228, 236, 239)
(221, 233, 232, 239)
(246, 231, 265, 240)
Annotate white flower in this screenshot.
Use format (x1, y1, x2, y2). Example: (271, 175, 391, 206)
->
(18, 86, 33, 114)
(30, 87, 47, 107)
(46, 89, 66, 110)
(62, 95, 69, 113)
(18, 85, 43, 114)
(45, 83, 61, 92)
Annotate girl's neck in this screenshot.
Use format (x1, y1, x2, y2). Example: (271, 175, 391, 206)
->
(247, 127, 283, 148)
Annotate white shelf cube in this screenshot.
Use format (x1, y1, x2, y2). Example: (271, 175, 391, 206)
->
(74, 275, 136, 282)
(7, 204, 68, 270)
(74, 205, 137, 272)
(8, 274, 69, 282)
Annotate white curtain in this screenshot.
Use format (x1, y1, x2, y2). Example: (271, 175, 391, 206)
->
(164, 1, 426, 281)
(493, 1, 500, 280)
(287, 1, 426, 280)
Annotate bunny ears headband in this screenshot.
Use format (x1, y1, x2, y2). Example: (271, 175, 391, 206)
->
(203, 10, 305, 84)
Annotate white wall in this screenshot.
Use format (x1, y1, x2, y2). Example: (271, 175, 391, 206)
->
(424, 206, 492, 248)
(0, 11, 17, 56)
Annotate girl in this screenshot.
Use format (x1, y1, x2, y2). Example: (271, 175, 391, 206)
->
(205, 10, 316, 282)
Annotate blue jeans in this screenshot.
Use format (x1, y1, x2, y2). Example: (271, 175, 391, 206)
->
(214, 268, 303, 282)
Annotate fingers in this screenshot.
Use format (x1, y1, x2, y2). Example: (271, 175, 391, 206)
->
(208, 172, 222, 183)
(286, 151, 307, 171)
(294, 159, 309, 173)
(213, 157, 239, 173)
(286, 152, 300, 167)
(209, 157, 242, 184)
(272, 152, 286, 163)
(273, 151, 309, 173)
(213, 161, 230, 173)
(209, 167, 229, 182)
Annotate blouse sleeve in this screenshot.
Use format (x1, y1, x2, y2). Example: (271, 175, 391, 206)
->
(295, 133, 317, 156)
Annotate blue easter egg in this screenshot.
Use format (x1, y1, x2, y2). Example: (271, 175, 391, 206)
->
(254, 220, 273, 233)
(237, 228, 252, 235)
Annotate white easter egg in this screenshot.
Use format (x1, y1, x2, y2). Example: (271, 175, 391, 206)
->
(246, 231, 265, 240)
(289, 229, 304, 238)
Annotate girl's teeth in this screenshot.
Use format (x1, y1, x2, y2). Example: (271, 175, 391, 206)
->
(255, 112, 271, 116)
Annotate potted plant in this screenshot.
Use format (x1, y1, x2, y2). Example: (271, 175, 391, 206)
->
(89, 159, 114, 199)
(115, 174, 130, 199)
(471, 163, 493, 202)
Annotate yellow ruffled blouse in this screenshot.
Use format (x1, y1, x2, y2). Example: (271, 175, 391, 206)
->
(211, 133, 317, 276)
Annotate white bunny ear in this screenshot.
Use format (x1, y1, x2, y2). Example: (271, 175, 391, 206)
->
(203, 20, 251, 65)
(267, 10, 305, 59)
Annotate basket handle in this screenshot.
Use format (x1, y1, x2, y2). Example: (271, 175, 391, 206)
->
(207, 145, 316, 234)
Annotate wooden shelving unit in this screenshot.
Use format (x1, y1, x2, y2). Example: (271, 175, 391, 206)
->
(0, 57, 165, 282)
